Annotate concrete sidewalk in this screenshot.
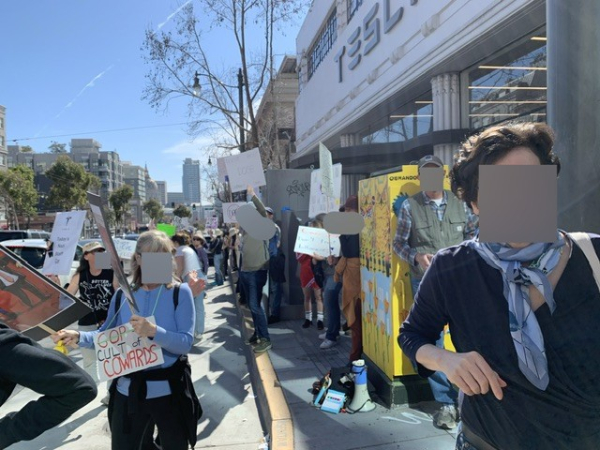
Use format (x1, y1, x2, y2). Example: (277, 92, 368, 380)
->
(4, 282, 266, 450)
(240, 301, 458, 450)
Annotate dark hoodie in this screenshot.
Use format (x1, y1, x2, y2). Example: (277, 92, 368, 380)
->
(0, 322, 97, 448)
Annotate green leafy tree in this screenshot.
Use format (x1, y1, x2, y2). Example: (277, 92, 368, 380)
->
(45, 155, 101, 211)
(0, 165, 38, 229)
(143, 198, 164, 222)
(20, 145, 33, 153)
(173, 204, 191, 218)
(109, 185, 134, 232)
(48, 141, 68, 153)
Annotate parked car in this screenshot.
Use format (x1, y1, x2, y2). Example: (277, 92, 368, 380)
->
(123, 234, 139, 241)
(1, 239, 82, 288)
(0, 230, 50, 243)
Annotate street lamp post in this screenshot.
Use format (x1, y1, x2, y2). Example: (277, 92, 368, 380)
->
(192, 68, 246, 152)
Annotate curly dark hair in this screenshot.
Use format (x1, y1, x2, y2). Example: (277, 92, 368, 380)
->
(450, 122, 561, 209)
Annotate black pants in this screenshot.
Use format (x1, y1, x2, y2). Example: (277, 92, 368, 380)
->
(0, 327, 97, 448)
(110, 391, 188, 450)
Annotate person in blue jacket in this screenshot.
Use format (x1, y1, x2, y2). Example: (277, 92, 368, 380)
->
(54, 230, 203, 450)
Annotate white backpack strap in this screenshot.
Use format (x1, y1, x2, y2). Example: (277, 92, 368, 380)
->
(568, 232, 600, 294)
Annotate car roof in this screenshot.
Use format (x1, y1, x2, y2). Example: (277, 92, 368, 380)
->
(1, 239, 50, 248)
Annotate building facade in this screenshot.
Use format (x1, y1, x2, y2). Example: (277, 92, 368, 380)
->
(292, 0, 547, 179)
(167, 192, 185, 207)
(156, 180, 168, 206)
(255, 56, 299, 169)
(182, 158, 201, 204)
(123, 162, 147, 226)
(0, 106, 6, 170)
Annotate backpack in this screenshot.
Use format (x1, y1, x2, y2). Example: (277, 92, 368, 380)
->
(114, 284, 180, 312)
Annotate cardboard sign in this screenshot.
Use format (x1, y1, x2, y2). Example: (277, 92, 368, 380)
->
(93, 317, 164, 381)
(309, 163, 343, 218)
(223, 202, 246, 223)
(319, 143, 334, 198)
(87, 193, 138, 312)
(112, 238, 137, 260)
(224, 148, 266, 193)
(0, 246, 91, 340)
(42, 211, 86, 276)
(293, 226, 340, 257)
(206, 216, 219, 229)
(217, 157, 228, 183)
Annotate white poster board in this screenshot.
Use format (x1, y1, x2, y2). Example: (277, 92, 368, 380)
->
(206, 216, 219, 229)
(319, 143, 334, 198)
(293, 226, 341, 257)
(93, 317, 164, 381)
(42, 210, 86, 276)
(112, 238, 137, 260)
(224, 148, 266, 193)
(308, 163, 343, 218)
(223, 202, 246, 223)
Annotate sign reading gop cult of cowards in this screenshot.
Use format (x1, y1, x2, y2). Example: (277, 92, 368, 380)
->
(93, 316, 164, 381)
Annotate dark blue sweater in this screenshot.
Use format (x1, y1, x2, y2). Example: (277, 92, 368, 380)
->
(399, 237, 600, 449)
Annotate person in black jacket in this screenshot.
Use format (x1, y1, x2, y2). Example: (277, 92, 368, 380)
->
(0, 322, 97, 448)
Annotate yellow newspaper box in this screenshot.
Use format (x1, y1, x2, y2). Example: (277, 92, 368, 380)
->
(359, 165, 454, 381)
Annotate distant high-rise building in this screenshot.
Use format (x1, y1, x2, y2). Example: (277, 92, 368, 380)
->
(0, 105, 6, 171)
(182, 158, 201, 204)
(156, 181, 167, 206)
(167, 192, 185, 207)
(123, 162, 147, 226)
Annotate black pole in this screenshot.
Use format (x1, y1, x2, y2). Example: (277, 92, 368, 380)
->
(238, 68, 245, 153)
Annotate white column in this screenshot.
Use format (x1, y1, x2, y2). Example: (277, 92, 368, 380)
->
(431, 73, 461, 166)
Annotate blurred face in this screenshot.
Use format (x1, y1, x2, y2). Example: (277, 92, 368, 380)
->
(192, 237, 203, 246)
(472, 146, 542, 249)
(84, 248, 105, 266)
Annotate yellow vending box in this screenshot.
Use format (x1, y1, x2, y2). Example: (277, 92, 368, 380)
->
(359, 165, 453, 382)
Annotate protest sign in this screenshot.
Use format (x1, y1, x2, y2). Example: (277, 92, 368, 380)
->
(217, 157, 228, 183)
(157, 223, 177, 237)
(319, 143, 334, 198)
(206, 216, 219, 229)
(42, 211, 86, 276)
(0, 246, 91, 340)
(93, 317, 164, 381)
(112, 238, 137, 260)
(223, 202, 246, 223)
(308, 163, 343, 218)
(224, 148, 266, 193)
(293, 226, 341, 257)
(87, 192, 138, 312)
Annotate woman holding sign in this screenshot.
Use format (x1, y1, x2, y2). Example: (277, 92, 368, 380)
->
(54, 230, 203, 450)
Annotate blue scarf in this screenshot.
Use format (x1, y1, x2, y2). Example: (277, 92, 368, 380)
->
(467, 231, 566, 390)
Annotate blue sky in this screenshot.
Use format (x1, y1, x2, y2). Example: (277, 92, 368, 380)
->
(0, 1, 301, 200)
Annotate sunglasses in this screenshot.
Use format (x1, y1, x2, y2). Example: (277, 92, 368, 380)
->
(192, 238, 203, 241)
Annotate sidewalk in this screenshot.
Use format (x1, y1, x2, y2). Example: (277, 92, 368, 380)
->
(4, 282, 265, 450)
(239, 298, 458, 450)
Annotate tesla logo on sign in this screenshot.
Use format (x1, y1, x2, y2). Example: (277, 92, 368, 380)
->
(334, 0, 418, 83)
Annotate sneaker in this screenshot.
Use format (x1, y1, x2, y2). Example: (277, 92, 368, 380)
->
(302, 319, 312, 328)
(245, 334, 260, 345)
(433, 405, 459, 430)
(268, 315, 280, 325)
(318, 332, 327, 340)
(100, 393, 110, 406)
(317, 320, 324, 330)
(320, 339, 337, 349)
(342, 322, 350, 332)
(253, 339, 272, 353)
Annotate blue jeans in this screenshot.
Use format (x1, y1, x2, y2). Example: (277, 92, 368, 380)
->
(214, 253, 224, 286)
(240, 270, 270, 340)
(411, 276, 458, 406)
(268, 274, 283, 318)
(323, 275, 342, 341)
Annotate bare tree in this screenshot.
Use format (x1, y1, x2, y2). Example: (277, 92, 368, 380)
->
(142, 0, 309, 152)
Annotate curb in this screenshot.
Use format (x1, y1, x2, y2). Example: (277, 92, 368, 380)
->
(233, 282, 294, 450)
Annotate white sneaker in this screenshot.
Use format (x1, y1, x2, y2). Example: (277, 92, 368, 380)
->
(433, 404, 459, 429)
(320, 339, 337, 349)
(100, 393, 110, 406)
(318, 332, 327, 340)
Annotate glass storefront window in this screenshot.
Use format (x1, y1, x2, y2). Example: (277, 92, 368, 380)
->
(468, 30, 546, 130)
(361, 95, 433, 145)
